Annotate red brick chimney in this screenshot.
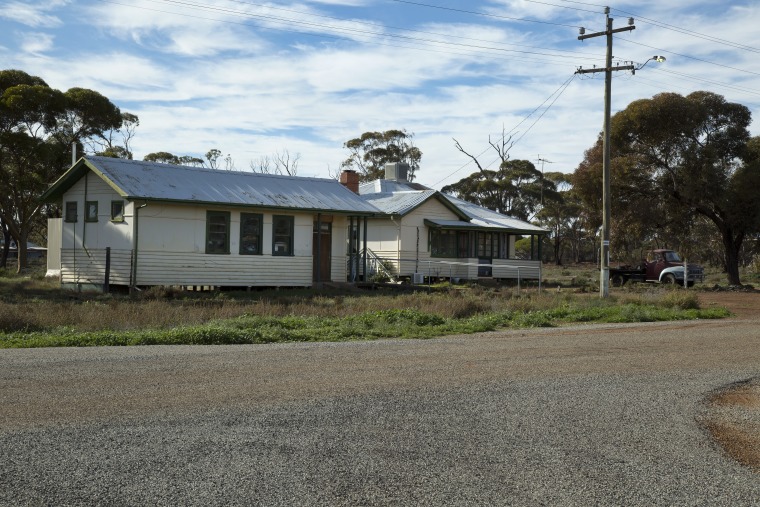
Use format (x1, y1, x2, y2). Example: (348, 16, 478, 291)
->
(340, 169, 359, 194)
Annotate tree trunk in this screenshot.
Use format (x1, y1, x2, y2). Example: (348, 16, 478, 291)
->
(0, 223, 9, 268)
(15, 226, 29, 274)
(719, 226, 743, 286)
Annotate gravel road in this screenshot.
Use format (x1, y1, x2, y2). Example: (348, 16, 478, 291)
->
(2, 315, 760, 506)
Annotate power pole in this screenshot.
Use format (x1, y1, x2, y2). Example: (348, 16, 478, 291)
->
(576, 7, 634, 298)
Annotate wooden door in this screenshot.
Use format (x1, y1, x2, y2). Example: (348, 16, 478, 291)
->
(313, 221, 332, 282)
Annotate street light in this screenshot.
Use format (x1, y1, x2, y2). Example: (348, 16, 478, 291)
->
(632, 55, 666, 74)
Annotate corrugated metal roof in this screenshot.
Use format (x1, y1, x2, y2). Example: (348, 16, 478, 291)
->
(441, 194, 548, 233)
(66, 157, 379, 214)
(361, 190, 440, 215)
(358, 176, 547, 233)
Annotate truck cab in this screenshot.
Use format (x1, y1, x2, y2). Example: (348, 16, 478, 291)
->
(643, 249, 704, 285)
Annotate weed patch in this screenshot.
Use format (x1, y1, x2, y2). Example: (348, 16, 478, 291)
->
(0, 274, 730, 348)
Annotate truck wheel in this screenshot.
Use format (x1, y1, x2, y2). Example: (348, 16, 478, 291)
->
(663, 273, 677, 285)
(611, 274, 624, 287)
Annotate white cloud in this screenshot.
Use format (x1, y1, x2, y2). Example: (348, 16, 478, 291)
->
(0, 0, 68, 28)
(2, 0, 758, 190)
(19, 32, 55, 54)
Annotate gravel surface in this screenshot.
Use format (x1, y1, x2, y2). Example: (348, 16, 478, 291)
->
(2, 315, 760, 506)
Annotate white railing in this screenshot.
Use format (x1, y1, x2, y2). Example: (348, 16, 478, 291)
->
(347, 253, 542, 292)
(347, 249, 398, 283)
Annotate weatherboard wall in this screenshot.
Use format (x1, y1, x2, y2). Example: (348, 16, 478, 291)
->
(365, 197, 473, 279)
(134, 203, 349, 286)
(57, 173, 352, 287)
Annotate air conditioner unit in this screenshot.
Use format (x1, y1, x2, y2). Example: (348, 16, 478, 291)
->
(413, 273, 424, 284)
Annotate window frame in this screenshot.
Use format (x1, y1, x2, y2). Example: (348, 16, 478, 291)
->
(64, 201, 78, 223)
(239, 212, 263, 255)
(272, 215, 294, 257)
(85, 201, 98, 222)
(110, 200, 125, 222)
(205, 210, 231, 255)
(430, 228, 457, 258)
(477, 231, 501, 258)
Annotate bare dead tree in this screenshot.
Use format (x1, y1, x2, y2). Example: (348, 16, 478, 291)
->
(273, 149, 300, 176)
(453, 126, 514, 176)
(223, 154, 236, 171)
(250, 156, 274, 174)
(326, 163, 341, 180)
(250, 149, 300, 175)
(89, 112, 140, 159)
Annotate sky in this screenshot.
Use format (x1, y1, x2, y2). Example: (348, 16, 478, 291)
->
(1, 0, 759, 189)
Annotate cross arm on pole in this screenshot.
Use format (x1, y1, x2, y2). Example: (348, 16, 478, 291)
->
(576, 65, 634, 75)
(578, 25, 634, 41)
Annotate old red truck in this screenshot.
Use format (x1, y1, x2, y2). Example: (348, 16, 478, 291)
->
(609, 249, 705, 287)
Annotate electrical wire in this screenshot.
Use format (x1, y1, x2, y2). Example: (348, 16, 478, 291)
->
(108, 0, 760, 91)
(221, 0, 602, 58)
(431, 74, 577, 187)
(519, 0, 600, 14)
(387, 0, 760, 76)
(611, 7, 760, 54)
(651, 67, 760, 97)
(512, 73, 576, 145)
(385, 0, 585, 28)
(618, 39, 760, 78)
(138, 0, 596, 62)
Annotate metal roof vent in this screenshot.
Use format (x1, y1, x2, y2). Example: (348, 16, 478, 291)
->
(384, 162, 409, 182)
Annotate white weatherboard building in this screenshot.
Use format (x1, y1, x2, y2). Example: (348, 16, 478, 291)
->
(43, 158, 547, 291)
(356, 163, 547, 282)
(42, 156, 377, 291)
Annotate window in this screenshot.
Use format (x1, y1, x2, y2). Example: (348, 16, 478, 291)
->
(272, 215, 294, 256)
(206, 211, 230, 254)
(498, 233, 510, 259)
(458, 232, 471, 258)
(477, 232, 500, 258)
(430, 229, 457, 258)
(431, 229, 473, 258)
(239, 213, 263, 255)
(65, 202, 78, 223)
(85, 201, 98, 222)
(111, 201, 124, 222)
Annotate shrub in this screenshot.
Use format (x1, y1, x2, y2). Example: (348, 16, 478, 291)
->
(0, 312, 43, 333)
(660, 291, 700, 310)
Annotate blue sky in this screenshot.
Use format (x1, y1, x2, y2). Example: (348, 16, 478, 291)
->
(2, 0, 759, 189)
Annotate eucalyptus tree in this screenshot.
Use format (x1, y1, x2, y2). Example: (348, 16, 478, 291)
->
(341, 129, 422, 182)
(0, 69, 125, 271)
(574, 91, 759, 284)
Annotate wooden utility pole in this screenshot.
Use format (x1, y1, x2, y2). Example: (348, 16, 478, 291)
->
(576, 7, 634, 298)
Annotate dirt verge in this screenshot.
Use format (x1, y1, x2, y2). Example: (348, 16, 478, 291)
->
(696, 290, 760, 319)
(703, 380, 760, 472)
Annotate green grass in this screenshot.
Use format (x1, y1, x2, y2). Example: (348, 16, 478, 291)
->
(0, 266, 733, 349)
(0, 294, 730, 349)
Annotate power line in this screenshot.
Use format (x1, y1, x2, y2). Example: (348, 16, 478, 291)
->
(222, 0, 602, 58)
(611, 7, 760, 54)
(138, 0, 596, 62)
(513, 73, 576, 145)
(431, 74, 577, 188)
(385, 0, 585, 28)
(106, 0, 759, 89)
(520, 0, 600, 14)
(652, 67, 760, 97)
(618, 39, 760, 78)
